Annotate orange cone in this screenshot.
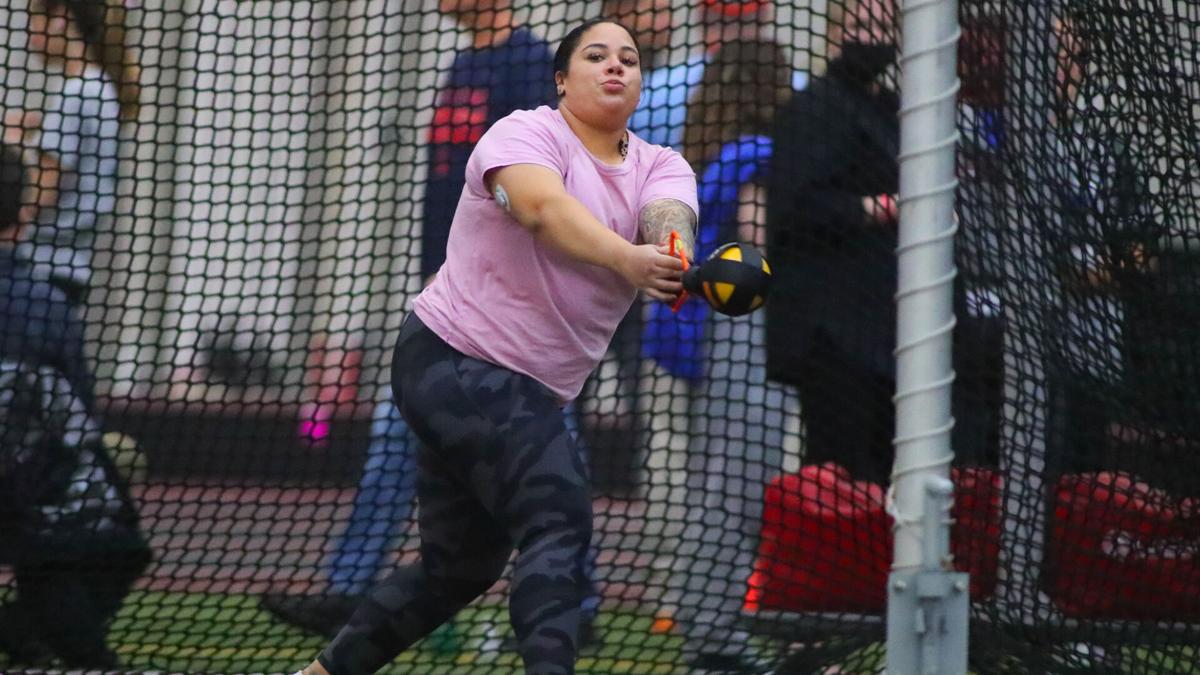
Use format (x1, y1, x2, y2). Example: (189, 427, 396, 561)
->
(649, 608, 675, 634)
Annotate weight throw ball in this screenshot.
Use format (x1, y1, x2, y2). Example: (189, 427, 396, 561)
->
(682, 242, 772, 316)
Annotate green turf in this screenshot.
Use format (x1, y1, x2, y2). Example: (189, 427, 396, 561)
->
(3, 589, 1197, 673)
(105, 591, 687, 674)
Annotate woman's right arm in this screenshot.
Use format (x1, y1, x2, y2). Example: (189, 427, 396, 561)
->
(486, 163, 684, 302)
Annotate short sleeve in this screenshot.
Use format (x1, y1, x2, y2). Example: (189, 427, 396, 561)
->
(637, 148, 699, 219)
(464, 109, 565, 199)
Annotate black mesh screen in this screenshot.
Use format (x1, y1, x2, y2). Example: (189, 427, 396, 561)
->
(0, 0, 1197, 672)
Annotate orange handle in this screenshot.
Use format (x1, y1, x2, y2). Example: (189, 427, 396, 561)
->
(669, 230, 689, 313)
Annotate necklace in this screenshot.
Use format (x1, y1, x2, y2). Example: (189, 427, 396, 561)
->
(618, 132, 628, 160)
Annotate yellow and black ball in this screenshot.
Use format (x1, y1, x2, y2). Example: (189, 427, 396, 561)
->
(682, 242, 772, 316)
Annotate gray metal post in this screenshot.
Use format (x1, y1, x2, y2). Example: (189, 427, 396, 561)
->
(886, 0, 968, 672)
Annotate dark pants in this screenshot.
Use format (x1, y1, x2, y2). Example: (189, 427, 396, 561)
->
(797, 336, 897, 485)
(797, 315, 1004, 485)
(1, 547, 148, 667)
(0, 475, 150, 670)
(319, 315, 592, 675)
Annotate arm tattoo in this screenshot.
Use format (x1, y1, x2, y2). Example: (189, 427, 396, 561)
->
(639, 198, 697, 260)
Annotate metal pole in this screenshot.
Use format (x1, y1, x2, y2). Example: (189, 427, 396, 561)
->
(887, 0, 968, 671)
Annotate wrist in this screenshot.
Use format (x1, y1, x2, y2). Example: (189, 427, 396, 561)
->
(608, 236, 636, 277)
(666, 230, 693, 263)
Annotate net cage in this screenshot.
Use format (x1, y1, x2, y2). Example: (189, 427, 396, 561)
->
(0, 0, 1197, 672)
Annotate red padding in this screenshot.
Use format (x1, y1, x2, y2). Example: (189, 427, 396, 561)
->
(746, 463, 1001, 613)
(1046, 471, 1200, 620)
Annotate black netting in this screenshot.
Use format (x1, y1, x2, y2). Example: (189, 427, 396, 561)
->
(0, 0, 1197, 672)
(957, 1, 1200, 673)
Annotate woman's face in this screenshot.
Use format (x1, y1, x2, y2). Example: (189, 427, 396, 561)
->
(26, 1, 72, 60)
(557, 22, 642, 128)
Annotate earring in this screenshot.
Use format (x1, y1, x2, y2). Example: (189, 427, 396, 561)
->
(557, 88, 565, 96)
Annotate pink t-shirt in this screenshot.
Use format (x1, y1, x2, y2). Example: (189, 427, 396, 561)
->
(413, 105, 698, 403)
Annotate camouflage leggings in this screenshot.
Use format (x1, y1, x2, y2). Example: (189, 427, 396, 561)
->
(318, 314, 592, 675)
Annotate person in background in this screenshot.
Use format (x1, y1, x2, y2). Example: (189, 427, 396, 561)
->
(764, 0, 902, 486)
(417, 0, 556, 282)
(628, 0, 806, 149)
(290, 18, 697, 675)
(4, 0, 136, 306)
(767, 0, 1003, 485)
(0, 144, 150, 670)
(263, 0, 604, 649)
(0, 4, 149, 667)
(0, 143, 91, 403)
(630, 0, 806, 558)
(649, 38, 796, 674)
(1037, 5, 1169, 486)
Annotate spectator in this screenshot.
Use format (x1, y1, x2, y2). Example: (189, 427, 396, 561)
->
(628, 0, 806, 149)
(262, 0, 603, 649)
(648, 38, 796, 673)
(290, 18, 697, 675)
(6, 0, 136, 306)
(1036, 7, 1164, 482)
(766, 0, 1003, 485)
(0, 145, 150, 669)
(417, 0, 555, 281)
(764, 0, 902, 485)
(1, 5, 148, 663)
(631, 0, 806, 527)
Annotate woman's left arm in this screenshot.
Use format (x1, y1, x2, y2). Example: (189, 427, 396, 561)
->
(640, 198, 697, 261)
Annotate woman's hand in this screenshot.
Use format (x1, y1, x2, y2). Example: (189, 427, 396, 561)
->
(616, 243, 684, 303)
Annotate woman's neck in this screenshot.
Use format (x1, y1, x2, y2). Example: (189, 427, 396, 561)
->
(558, 104, 627, 165)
